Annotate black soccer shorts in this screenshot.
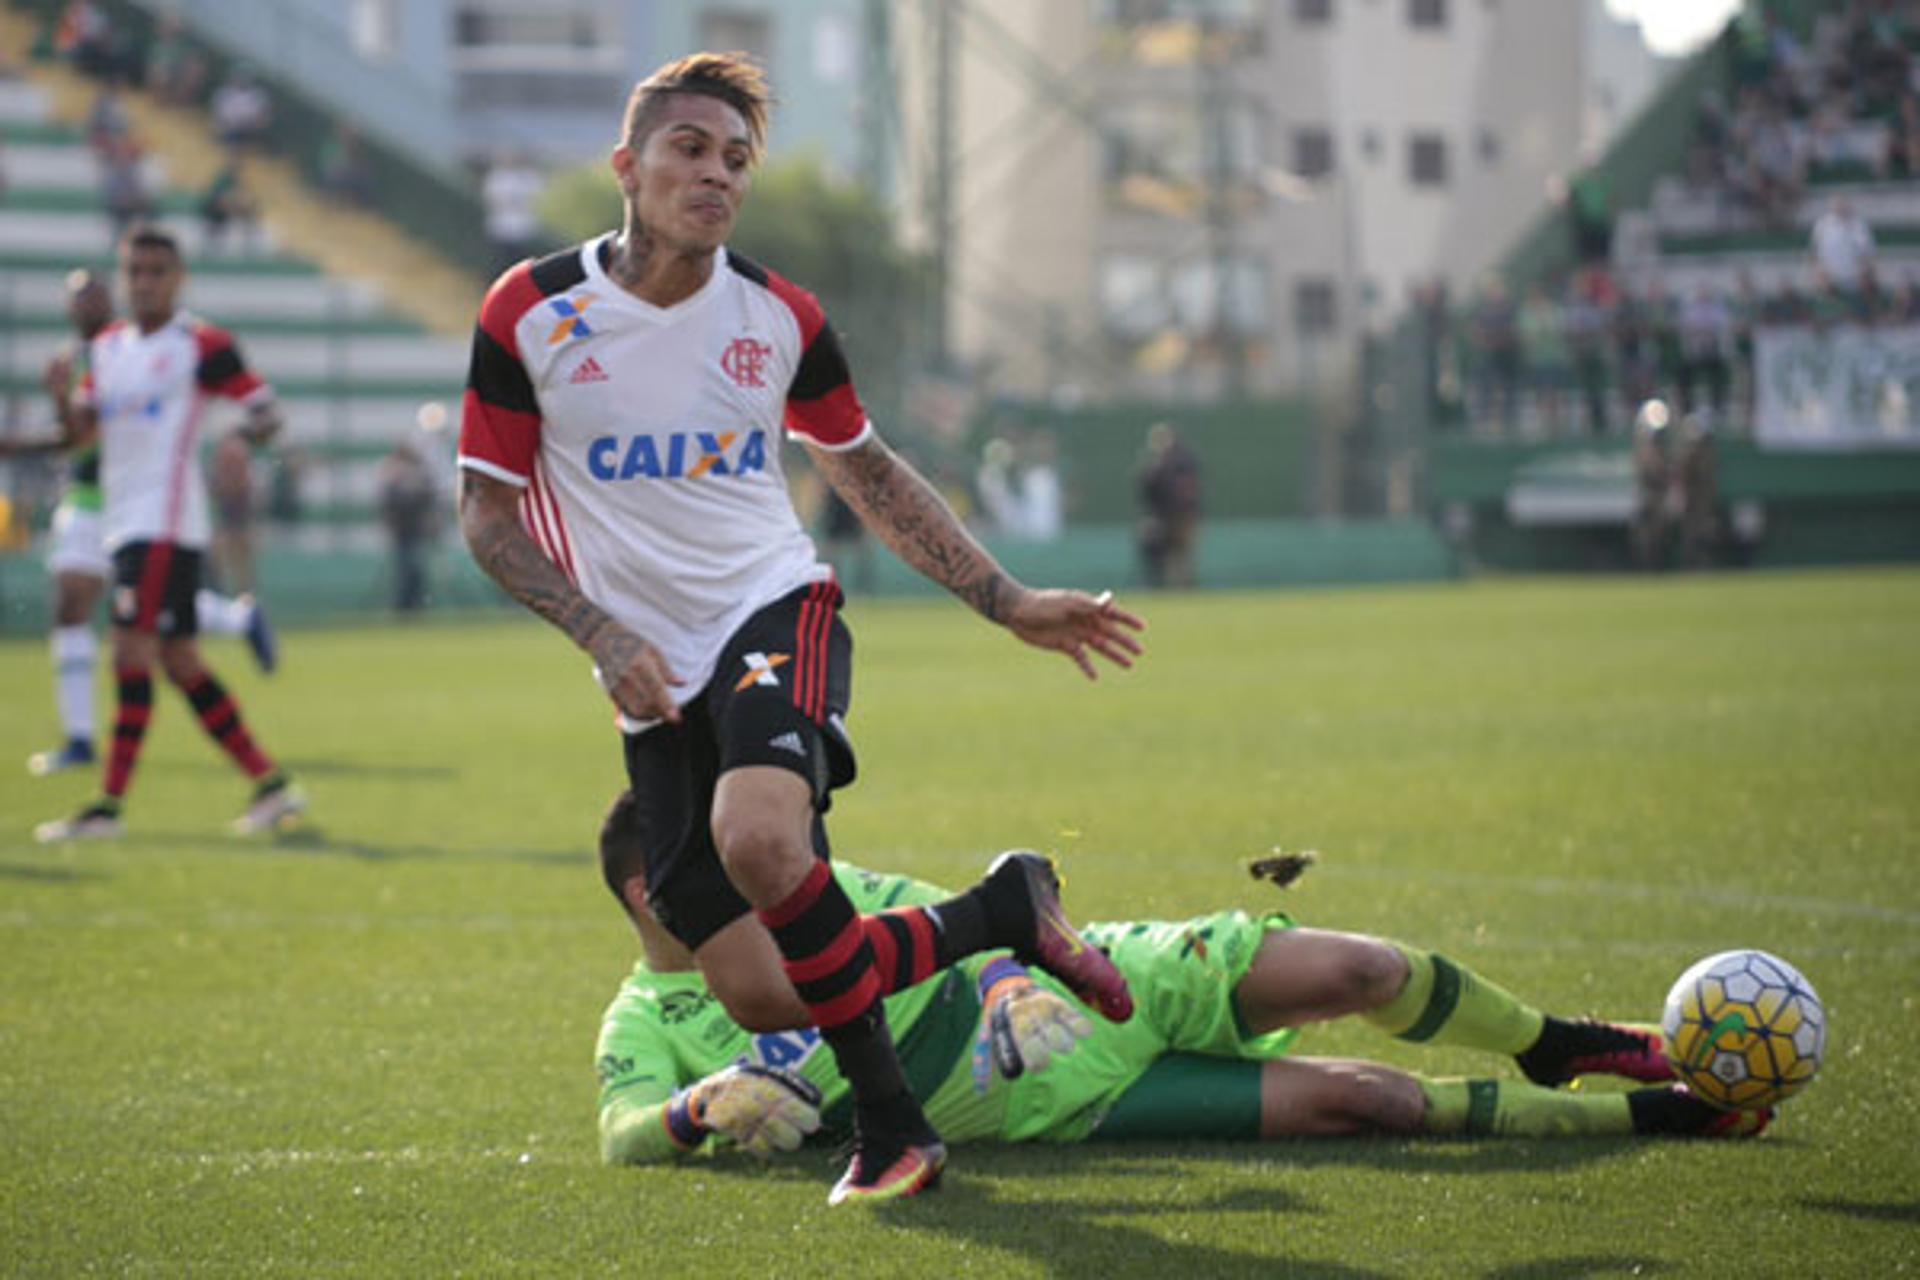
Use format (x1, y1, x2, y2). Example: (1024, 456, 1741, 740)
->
(109, 540, 204, 637)
(621, 580, 857, 950)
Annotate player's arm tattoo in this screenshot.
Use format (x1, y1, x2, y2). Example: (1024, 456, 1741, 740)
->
(459, 470, 618, 650)
(809, 437, 1016, 623)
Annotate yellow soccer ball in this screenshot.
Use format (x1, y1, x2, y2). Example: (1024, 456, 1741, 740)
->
(1662, 949, 1825, 1111)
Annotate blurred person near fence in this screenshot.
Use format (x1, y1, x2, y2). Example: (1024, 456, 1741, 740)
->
(378, 441, 440, 614)
(1630, 403, 1674, 571)
(1138, 421, 1201, 589)
(200, 151, 260, 256)
(210, 65, 271, 151)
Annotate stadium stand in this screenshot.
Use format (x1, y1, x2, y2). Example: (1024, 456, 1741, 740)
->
(1389, 0, 1920, 572)
(0, 1, 512, 629)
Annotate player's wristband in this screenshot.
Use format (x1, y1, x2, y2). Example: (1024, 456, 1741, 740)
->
(977, 956, 1029, 1002)
(661, 1088, 707, 1151)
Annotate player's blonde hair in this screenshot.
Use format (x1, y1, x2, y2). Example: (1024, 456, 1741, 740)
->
(621, 51, 771, 161)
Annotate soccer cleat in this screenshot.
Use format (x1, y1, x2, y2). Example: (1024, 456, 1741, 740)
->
(989, 850, 1134, 1023)
(34, 800, 123, 843)
(241, 597, 278, 675)
(1520, 1019, 1672, 1088)
(232, 777, 306, 835)
(27, 738, 96, 777)
(1632, 1085, 1773, 1139)
(826, 1138, 947, 1207)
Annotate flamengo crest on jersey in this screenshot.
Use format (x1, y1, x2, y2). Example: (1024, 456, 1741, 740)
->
(80, 312, 270, 551)
(457, 235, 872, 719)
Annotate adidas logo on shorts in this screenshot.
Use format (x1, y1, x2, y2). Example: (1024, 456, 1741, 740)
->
(768, 731, 806, 757)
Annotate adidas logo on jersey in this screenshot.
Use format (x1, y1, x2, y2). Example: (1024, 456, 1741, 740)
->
(768, 731, 806, 758)
(568, 356, 609, 384)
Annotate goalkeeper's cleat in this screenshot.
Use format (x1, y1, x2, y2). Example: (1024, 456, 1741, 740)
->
(990, 850, 1134, 1023)
(1630, 1085, 1772, 1139)
(232, 776, 306, 836)
(241, 596, 278, 675)
(28, 737, 96, 778)
(827, 1137, 948, 1207)
(1519, 1019, 1672, 1088)
(34, 799, 123, 843)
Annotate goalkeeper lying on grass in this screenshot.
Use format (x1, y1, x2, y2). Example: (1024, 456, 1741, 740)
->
(594, 793, 1767, 1165)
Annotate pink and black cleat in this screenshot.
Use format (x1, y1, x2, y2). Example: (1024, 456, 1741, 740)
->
(989, 850, 1134, 1023)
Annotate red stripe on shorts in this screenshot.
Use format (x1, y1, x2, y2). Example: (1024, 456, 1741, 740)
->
(134, 541, 176, 632)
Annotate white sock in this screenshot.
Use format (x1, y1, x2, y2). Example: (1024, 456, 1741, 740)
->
(52, 625, 97, 744)
(196, 589, 253, 636)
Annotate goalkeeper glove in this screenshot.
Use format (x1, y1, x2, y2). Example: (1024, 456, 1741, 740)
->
(979, 958, 1094, 1080)
(663, 1063, 823, 1158)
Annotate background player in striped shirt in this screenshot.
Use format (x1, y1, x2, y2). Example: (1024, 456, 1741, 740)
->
(32, 226, 302, 842)
(458, 53, 1143, 1204)
(592, 795, 1767, 1165)
(1, 269, 279, 781)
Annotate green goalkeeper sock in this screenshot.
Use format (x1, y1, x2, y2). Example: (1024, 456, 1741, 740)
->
(1363, 943, 1545, 1055)
(1418, 1077, 1633, 1137)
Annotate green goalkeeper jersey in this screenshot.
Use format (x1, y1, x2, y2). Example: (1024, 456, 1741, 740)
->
(594, 864, 1010, 1164)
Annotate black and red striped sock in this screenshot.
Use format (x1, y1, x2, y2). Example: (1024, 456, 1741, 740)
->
(862, 908, 940, 995)
(181, 672, 274, 779)
(103, 666, 153, 800)
(759, 860, 922, 1128)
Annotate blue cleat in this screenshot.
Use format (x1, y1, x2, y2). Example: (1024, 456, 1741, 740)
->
(242, 596, 278, 674)
(28, 738, 95, 778)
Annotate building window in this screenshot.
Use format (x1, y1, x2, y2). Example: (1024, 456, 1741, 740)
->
(1292, 127, 1334, 179)
(701, 9, 773, 67)
(1172, 255, 1270, 336)
(1294, 0, 1333, 22)
(1408, 132, 1448, 186)
(1408, 0, 1447, 29)
(1097, 0, 1264, 63)
(1359, 128, 1381, 161)
(1476, 127, 1500, 165)
(1104, 98, 1265, 214)
(1295, 279, 1338, 335)
(1100, 256, 1172, 341)
(452, 3, 622, 71)
(350, 0, 399, 62)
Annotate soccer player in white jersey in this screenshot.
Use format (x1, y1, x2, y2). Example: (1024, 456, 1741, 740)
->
(32, 227, 303, 843)
(0, 270, 280, 780)
(458, 53, 1144, 1205)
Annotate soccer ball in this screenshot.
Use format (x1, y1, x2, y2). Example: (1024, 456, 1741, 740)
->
(1661, 949, 1825, 1111)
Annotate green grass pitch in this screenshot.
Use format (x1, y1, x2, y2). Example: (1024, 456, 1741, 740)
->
(3, 568, 1917, 1276)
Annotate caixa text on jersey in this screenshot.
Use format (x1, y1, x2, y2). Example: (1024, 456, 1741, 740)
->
(585, 429, 770, 481)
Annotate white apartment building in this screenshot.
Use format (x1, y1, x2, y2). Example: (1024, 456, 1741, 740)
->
(897, 0, 1667, 402)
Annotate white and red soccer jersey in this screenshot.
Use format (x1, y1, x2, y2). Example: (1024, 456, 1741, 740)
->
(81, 312, 271, 551)
(458, 235, 872, 710)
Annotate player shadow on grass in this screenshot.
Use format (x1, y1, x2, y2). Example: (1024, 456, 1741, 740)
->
(0, 861, 111, 884)
(1482, 1258, 1669, 1279)
(1801, 1197, 1920, 1225)
(135, 757, 461, 781)
(117, 827, 587, 867)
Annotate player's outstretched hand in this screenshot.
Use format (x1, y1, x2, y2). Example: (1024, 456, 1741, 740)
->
(589, 623, 686, 724)
(1004, 588, 1145, 680)
(984, 981, 1094, 1080)
(688, 1064, 823, 1158)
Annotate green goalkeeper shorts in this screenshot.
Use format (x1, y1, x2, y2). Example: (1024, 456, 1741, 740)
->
(998, 908, 1299, 1143)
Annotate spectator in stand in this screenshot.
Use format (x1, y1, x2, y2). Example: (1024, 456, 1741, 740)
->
(1518, 282, 1567, 436)
(1565, 266, 1614, 436)
(99, 134, 153, 244)
(1674, 414, 1721, 570)
(1612, 284, 1658, 427)
(1729, 271, 1763, 418)
(1647, 278, 1683, 414)
(1470, 275, 1521, 435)
(1744, 103, 1804, 230)
(480, 151, 544, 273)
(1630, 403, 1673, 571)
(146, 13, 206, 107)
(318, 123, 376, 207)
(1893, 94, 1920, 180)
(199, 150, 260, 256)
(56, 1, 114, 80)
(1137, 422, 1201, 590)
(210, 65, 271, 151)
(1811, 197, 1876, 291)
(84, 77, 129, 159)
(378, 441, 439, 614)
(1677, 285, 1732, 421)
